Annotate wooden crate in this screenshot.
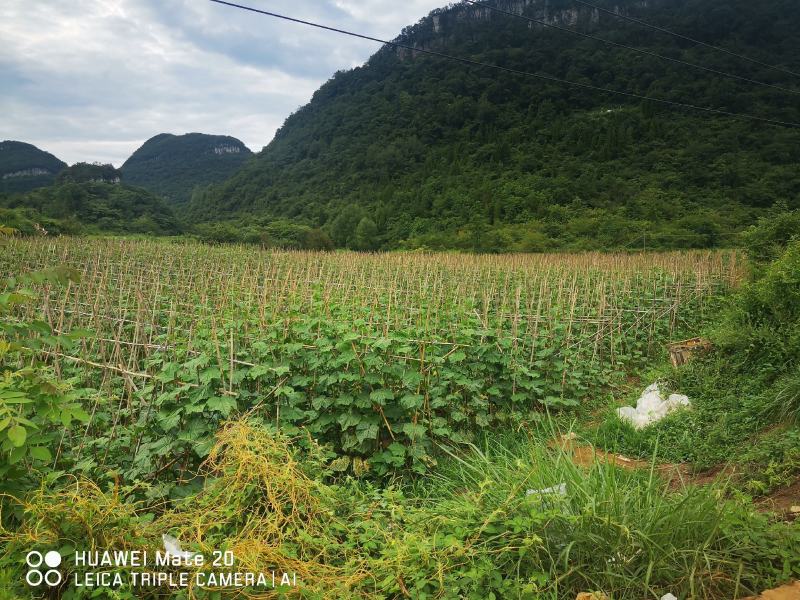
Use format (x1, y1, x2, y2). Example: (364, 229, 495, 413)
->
(668, 337, 712, 367)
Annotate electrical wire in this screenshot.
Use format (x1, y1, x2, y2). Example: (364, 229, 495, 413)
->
(462, 0, 800, 97)
(207, 0, 800, 129)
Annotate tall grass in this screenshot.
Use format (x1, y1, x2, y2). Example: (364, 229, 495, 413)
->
(405, 433, 795, 599)
(4, 420, 794, 599)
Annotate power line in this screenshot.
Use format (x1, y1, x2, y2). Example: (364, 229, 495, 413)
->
(462, 0, 800, 97)
(572, 0, 800, 80)
(207, 0, 800, 129)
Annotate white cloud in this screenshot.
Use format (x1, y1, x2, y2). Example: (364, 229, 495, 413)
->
(0, 0, 449, 166)
(332, 0, 448, 33)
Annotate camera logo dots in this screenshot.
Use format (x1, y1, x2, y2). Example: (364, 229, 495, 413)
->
(25, 550, 63, 587)
(45, 550, 63, 568)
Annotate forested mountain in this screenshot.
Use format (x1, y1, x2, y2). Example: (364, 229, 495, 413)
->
(0, 180, 181, 236)
(121, 133, 252, 208)
(0, 141, 67, 194)
(188, 0, 800, 251)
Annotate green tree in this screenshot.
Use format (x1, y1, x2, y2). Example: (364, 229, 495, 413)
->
(354, 217, 379, 251)
(304, 228, 334, 251)
(330, 205, 363, 248)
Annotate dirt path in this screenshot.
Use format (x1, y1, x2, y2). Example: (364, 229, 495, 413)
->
(758, 478, 800, 521)
(551, 434, 800, 520)
(551, 432, 689, 477)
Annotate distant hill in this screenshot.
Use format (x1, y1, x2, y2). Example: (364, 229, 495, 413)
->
(0, 179, 182, 236)
(121, 133, 252, 208)
(189, 0, 800, 251)
(0, 141, 67, 194)
(57, 162, 122, 184)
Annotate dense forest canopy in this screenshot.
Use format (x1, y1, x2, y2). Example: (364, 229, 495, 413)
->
(0, 141, 67, 194)
(0, 149, 183, 237)
(186, 0, 800, 251)
(0, 180, 182, 236)
(121, 133, 253, 208)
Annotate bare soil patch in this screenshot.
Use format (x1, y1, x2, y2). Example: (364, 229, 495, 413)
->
(757, 478, 800, 521)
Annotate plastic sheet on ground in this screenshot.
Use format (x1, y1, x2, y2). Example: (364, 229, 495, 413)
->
(616, 383, 690, 430)
(526, 483, 567, 497)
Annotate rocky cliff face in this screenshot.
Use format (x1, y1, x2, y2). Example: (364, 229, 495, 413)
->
(0, 141, 67, 193)
(2, 168, 54, 179)
(212, 145, 244, 155)
(396, 0, 654, 56)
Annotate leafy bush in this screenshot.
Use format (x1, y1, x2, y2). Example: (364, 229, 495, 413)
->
(0, 229, 90, 493)
(739, 428, 800, 496)
(99, 312, 608, 482)
(193, 219, 335, 249)
(748, 240, 800, 325)
(741, 208, 800, 265)
(0, 207, 75, 236)
(773, 370, 800, 424)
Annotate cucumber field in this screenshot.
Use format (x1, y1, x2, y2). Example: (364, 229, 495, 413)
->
(0, 239, 739, 476)
(2, 234, 798, 599)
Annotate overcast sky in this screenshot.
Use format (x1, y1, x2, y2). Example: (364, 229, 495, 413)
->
(0, 0, 448, 166)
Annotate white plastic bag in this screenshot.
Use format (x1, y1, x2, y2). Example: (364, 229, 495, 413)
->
(162, 534, 202, 564)
(616, 383, 691, 430)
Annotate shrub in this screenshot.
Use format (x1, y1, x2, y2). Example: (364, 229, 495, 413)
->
(741, 208, 800, 265)
(0, 229, 89, 494)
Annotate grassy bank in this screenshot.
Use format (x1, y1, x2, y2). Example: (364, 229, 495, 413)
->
(2, 420, 798, 599)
